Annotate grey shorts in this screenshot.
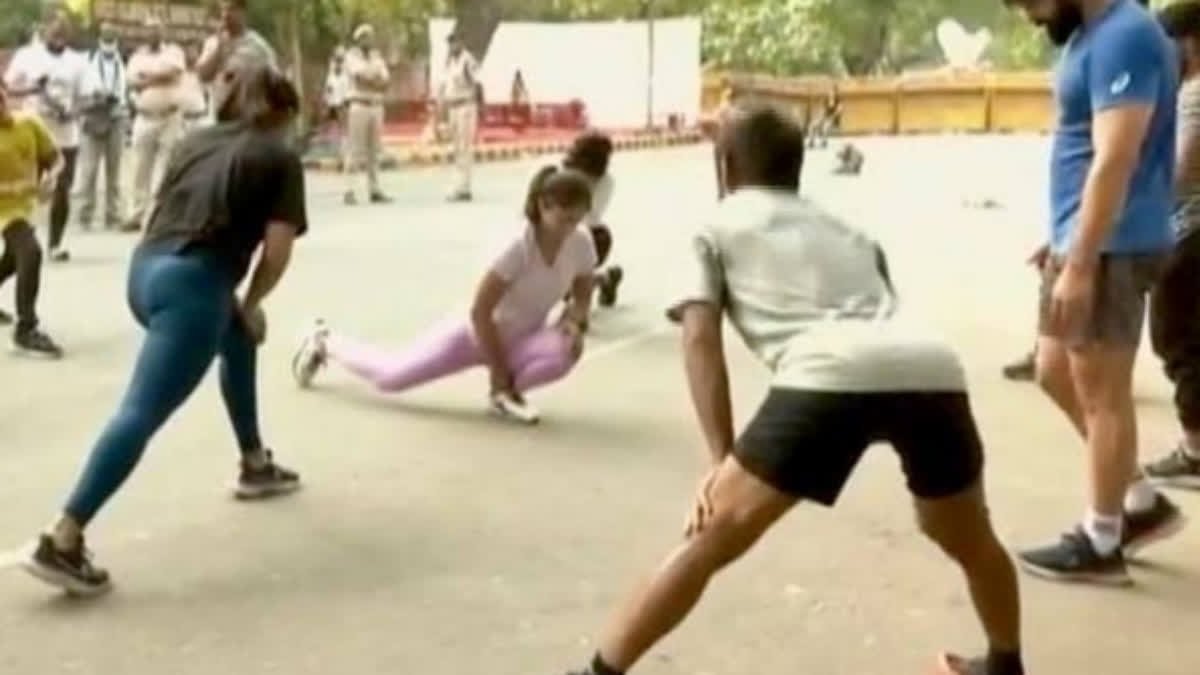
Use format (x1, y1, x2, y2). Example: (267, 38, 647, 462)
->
(1038, 253, 1166, 347)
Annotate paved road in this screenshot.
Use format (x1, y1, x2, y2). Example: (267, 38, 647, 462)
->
(1, 139, 1197, 675)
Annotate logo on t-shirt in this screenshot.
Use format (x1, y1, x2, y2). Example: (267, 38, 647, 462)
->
(1110, 72, 1132, 96)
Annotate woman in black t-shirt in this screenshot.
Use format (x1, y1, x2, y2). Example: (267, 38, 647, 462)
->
(21, 65, 309, 596)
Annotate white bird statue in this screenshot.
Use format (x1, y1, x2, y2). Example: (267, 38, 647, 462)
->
(936, 18, 992, 70)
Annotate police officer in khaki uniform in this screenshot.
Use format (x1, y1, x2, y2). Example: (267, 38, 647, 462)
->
(342, 25, 391, 205)
(440, 31, 478, 202)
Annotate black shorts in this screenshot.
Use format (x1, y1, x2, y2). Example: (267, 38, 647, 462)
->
(736, 389, 984, 506)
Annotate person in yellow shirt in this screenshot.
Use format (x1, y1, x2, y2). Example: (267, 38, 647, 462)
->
(0, 84, 64, 357)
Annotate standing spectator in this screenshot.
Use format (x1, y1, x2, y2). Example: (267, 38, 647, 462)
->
(74, 22, 128, 232)
(342, 25, 391, 205)
(195, 0, 278, 116)
(178, 43, 211, 133)
(4, 12, 85, 263)
(125, 18, 185, 232)
(440, 31, 479, 202)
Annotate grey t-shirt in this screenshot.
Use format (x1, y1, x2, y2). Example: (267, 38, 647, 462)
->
(200, 29, 278, 113)
(1174, 78, 1200, 238)
(667, 188, 966, 393)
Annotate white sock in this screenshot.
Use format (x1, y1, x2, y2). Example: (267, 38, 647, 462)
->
(1182, 437, 1200, 460)
(1123, 478, 1158, 514)
(1083, 510, 1122, 556)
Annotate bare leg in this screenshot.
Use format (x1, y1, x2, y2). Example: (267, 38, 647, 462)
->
(1069, 344, 1139, 518)
(595, 456, 795, 671)
(1034, 335, 1086, 437)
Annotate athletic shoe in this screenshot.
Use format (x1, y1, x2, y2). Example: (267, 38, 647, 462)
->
(291, 320, 329, 388)
(48, 247, 70, 263)
(1017, 527, 1132, 586)
(233, 451, 301, 500)
(489, 391, 540, 425)
(21, 534, 112, 597)
(14, 327, 63, 359)
(0, 309, 12, 326)
(369, 192, 393, 204)
(1143, 442, 1200, 490)
(598, 265, 624, 308)
(343, 191, 358, 206)
(1123, 493, 1187, 555)
(1002, 351, 1035, 381)
(447, 191, 473, 203)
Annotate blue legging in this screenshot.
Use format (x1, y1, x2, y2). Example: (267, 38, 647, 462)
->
(64, 247, 262, 525)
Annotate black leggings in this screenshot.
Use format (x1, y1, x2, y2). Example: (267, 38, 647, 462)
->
(0, 219, 43, 331)
(590, 225, 612, 268)
(1151, 229, 1200, 431)
(48, 146, 78, 250)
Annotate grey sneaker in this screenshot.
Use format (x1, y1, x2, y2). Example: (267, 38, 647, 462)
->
(1143, 442, 1200, 490)
(1123, 493, 1187, 555)
(291, 320, 329, 389)
(1017, 527, 1132, 586)
(489, 391, 540, 425)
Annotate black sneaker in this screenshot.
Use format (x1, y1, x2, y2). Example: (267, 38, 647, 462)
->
(447, 191, 473, 203)
(1123, 493, 1187, 555)
(20, 534, 112, 597)
(233, 451, 301, 500)
(14, 328, 64, 359)
(1143, 442, 1200, 490)
(1017, 527, 1132, 586)
(369, 192, 393, 204)
(0, 309, 12, 326)
(1002, 351, 1036, 381)
(598, 266, 624, 308)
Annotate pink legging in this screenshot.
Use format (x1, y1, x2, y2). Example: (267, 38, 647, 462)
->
(326, 320, 578, 393)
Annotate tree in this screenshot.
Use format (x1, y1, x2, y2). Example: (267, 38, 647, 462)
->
(0, 0, 46, 48)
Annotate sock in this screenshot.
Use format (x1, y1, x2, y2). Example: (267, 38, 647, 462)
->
(1083, 510, 1122, 556)
(1182, 436, 1200, 460)
(1123, 477, 1158, 514)
(50, 518, 81, 552)
(986, 648, 1024, 675)
(589, 653, 624, 675)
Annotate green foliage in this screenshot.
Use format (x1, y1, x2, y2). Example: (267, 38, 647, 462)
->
(0, 0, 45, 48)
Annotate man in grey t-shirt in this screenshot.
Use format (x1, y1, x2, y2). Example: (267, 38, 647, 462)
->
(195, 0, 278, 118)
(1143, 1, 1200, 489)
(555, 105, 1026, 675)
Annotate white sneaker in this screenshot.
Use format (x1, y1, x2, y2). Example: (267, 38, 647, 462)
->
(489, 391, 540, 425)
(292, 320, 329, 388)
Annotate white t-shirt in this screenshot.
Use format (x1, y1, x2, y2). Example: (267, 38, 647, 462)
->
(127, 43, 186, 113)
(668, 188, 965, 392)
(3, 43, 85, 148)
(324, 68, 347, 107)
(177, 70, 209, 117)
(488, 225, 598, 339)
(586, 173, 614, 228)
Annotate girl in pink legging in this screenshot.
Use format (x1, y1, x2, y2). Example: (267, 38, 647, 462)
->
(291, 165, 598, 424)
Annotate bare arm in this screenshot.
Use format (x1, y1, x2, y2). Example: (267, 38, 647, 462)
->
(470, 271, 515, 391)
(194, 37, 225, 82)
(1177, 116, 1200, 198)
(242, 223, 296, 311)
(562, 273, 594, 329)
(681, 303, 734, 464)
(1067, 104, 1154, 269)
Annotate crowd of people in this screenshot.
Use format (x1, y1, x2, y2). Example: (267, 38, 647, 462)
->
(3, 1, 1199, 675)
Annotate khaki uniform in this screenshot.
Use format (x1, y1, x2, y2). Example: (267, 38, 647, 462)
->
(441, 50, 479, 197)
(342, 47, 388, 197)
(126, 43, 185, 227)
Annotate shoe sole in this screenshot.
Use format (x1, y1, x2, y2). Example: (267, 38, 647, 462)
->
(1124, 512, 1188, 556)
(1016, 558, 1133, 587)
(232, 481, 302, 501)
(9, 345, 64, 360)
(1145, 475, 1200, 491)
(19, 559, 112, 597)
(487, 403, 540, 426)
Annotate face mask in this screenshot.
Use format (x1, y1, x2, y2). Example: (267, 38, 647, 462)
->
(100, 41, 118, 55)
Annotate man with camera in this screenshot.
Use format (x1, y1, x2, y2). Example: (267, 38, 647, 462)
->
(75, 23, 128, 233)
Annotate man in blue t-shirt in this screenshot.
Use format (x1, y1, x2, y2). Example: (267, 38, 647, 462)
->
(1006, 0, 1187, 587)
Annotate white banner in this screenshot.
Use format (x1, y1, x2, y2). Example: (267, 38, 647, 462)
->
(429, 17, 701, 129)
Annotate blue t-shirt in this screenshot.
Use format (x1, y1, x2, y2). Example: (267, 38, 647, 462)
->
(1050, 0, 1178, 255)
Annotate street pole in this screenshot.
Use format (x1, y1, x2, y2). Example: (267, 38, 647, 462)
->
(645, 0, 654, 130)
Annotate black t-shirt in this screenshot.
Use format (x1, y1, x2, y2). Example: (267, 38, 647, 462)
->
(141, 122, 308, 282)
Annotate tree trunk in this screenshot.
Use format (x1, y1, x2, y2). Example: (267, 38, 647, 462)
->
(452, 0, 502, 62)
